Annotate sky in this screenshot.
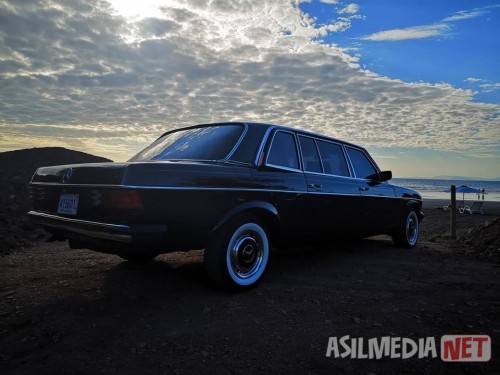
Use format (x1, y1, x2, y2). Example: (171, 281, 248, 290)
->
(0, 0, 499, 178)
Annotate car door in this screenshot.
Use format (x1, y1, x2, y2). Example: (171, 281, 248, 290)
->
(250, 130, 309, 241)
(298, 135, 362, 238)
(344, 146, 397, 234)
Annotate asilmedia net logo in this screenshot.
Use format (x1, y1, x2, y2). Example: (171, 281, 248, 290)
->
(326, 335, 492, 362)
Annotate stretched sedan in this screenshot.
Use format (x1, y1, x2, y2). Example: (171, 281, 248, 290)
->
(28, 122, 423, 290)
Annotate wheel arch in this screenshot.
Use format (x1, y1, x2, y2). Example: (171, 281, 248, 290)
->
(405, 199, 424, 222)
(212, 201, 281, 242)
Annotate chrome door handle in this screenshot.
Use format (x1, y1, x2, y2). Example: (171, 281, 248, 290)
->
(308, 183, 322, 189)
(359, 187, 369, 191)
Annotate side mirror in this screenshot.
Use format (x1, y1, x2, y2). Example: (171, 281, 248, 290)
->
(378, 170, 392, 182)
(366, 170, 392, 182)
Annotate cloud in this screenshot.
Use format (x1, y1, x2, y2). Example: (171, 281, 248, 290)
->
(0, 0, 499, 164)
(361, 24, 450, 41)
(360, 4, 500, 42)
(479, 83, 500, 92)
(465, 77, 485, 83)
(338, 3, 359, 15)
(442, 5, 500, 22)
(464, 78, 500, 94)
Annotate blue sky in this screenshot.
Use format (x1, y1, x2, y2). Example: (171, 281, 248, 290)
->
(301, 0, 500, 103)
(0, 0, 499, 178)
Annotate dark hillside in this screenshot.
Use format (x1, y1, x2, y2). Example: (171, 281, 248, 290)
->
(0, 147, 112, 253)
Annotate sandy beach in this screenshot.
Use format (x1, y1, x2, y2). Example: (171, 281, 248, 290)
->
(424, 198, 500, 212)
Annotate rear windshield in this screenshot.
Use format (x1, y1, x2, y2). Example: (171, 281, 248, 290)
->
(129, 124, 245, 162)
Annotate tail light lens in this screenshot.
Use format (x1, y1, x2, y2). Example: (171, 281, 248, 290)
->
(106, 190, 143, 209)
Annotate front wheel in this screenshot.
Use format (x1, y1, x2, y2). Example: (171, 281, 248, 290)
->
(204, 215, 270, 291)
(392, 207, 420, 248)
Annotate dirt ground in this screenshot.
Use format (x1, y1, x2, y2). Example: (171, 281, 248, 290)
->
(1, 204, 499, 374)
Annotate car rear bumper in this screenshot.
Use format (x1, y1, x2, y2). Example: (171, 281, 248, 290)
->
(27, 211, 167, 244)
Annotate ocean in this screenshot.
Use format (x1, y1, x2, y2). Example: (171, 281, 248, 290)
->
(391, 178, 500, 202)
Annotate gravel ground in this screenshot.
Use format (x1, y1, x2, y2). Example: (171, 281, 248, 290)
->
(1, 205, 499, 374)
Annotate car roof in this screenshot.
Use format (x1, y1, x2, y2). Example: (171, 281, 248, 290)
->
(242, 122, 367, 151)
(161, 121, 367, 152)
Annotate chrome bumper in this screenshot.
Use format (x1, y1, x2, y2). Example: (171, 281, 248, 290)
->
(27, 211, 167, 244)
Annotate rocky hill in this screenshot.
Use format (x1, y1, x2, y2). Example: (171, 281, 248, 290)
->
(0, 147, 112, 254)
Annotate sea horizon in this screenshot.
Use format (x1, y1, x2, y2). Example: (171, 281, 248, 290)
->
(392, 177, 500, 202)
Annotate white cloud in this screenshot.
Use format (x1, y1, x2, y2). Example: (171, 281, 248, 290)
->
(442, 9, 486, 22)
(361, 24, 450, 41)
(361, 4, 500, 42)
(442, 5, 500, 22)
(319, 0, 338, 4)
(479, 83, 500, 92)
(338, 3, 359, 15)
(0, 0, 499, 165)
(465, 77, 485, 83)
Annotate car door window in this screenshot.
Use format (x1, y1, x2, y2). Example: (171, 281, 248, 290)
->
(298, 136, 322, 173)
(267, 131, 299, 170)
(316, 140, 349, 177)
(346, 147, 377, 178)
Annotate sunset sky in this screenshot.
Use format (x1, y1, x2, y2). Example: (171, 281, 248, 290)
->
(1, 0, 499, 178)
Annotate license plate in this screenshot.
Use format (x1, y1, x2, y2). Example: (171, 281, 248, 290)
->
(57, 193, 79, 215)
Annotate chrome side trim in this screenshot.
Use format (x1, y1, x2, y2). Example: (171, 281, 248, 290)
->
(29, 183, 408, 198)
(29, 183, 307, 193)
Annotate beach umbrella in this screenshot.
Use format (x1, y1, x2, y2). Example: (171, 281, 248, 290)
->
(443, 185, 480, 204)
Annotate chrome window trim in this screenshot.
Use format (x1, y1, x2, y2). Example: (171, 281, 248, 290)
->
(223, 123, 249, 162)
(262, 164, 303, 173)
(298, 170, 360, 182)
(297, 134, 324, 174)
(344, 145, 380, 180)
(340, 144, 355, 177)
(254, 126, 275, 166)
(264, 129, 302, 171)
(297, 133, 354, 178)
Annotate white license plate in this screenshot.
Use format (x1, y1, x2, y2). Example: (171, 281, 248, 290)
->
(57, 193, 79, 215)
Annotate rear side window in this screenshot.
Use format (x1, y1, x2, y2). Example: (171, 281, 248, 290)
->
(345, 147, 377, 178)
(267, 131, 299, 170)
(298, 136, 322, 173)
(316, 140, 350, 177)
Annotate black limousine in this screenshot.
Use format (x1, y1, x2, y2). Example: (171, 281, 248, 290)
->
(28, 122, 423, 290)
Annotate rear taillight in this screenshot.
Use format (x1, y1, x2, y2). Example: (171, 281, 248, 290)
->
(106, 190, 143, 209)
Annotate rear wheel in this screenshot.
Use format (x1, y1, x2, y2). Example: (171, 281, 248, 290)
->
(204, 215, 270, 291)
(392, 207, 419, 248)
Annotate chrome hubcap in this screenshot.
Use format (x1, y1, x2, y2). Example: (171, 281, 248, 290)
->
(229, 230, 264, 279)
(406, 211, 419, 246)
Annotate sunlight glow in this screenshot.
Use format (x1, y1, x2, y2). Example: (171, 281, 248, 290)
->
(107, 0, 167, 20)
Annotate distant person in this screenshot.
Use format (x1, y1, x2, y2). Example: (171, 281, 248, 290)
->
(482, 188, 485, 200)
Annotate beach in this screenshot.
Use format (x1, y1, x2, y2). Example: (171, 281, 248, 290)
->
(421, 198, 500, 240)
